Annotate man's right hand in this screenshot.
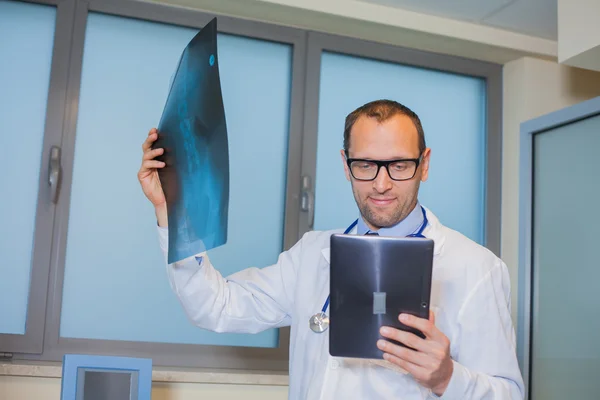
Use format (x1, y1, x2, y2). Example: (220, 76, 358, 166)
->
(138, 128, 168, 227)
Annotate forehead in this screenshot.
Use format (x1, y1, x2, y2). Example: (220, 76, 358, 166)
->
(348, 114, 420, 158)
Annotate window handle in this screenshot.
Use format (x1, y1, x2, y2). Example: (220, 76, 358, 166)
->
(49, 146, 61, 204)
(301, 175, 314, 230)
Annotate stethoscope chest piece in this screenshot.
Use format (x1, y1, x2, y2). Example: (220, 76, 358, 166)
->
(309, 312, 330, 333)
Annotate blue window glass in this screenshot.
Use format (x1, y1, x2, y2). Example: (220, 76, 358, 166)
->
(0, 0, 56, 335)
(59, 13, 292, 347)
(314, 52, 486, 243)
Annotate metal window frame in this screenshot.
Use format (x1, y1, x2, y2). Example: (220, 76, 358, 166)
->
(13, 0, 307, 371)
(517, 96, 600, 399)
(0, 0, 74, 355)
(4, 0, 504, 372)
(298, 32, 503, 256)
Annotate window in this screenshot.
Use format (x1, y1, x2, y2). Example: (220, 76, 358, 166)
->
(59, 12, 293, 348)
(0, 0, 56, 353)
(313, 51, 487, 243)
(1, 0, 501, 370)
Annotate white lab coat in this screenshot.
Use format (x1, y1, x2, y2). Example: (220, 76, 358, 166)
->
(159, 207, 525, 399)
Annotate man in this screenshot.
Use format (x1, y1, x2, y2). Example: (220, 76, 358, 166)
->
(138, 99, 524, 399)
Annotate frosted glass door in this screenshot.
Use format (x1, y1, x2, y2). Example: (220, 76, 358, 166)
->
(531, 113, 600, 399)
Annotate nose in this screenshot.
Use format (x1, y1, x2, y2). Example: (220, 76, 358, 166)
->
(373, 165, 393, 193)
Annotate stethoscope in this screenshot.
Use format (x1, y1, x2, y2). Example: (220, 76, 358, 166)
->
(308, 206, 429, 333)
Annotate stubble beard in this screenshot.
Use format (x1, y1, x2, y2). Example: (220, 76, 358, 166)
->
(353, 185, 419, 230)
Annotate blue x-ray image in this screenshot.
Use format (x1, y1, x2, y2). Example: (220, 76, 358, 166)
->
(154, 18, 229, 264)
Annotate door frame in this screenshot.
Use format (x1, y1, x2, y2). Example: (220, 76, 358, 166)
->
(517, 95, 600, 399)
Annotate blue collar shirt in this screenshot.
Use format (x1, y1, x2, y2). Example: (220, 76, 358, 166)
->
(357, 201, 425, 236)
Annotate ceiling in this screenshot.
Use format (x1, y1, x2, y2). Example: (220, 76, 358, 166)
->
(359, 0, 558, 40)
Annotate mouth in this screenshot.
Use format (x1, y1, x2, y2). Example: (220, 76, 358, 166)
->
(368, 197, 396, 207)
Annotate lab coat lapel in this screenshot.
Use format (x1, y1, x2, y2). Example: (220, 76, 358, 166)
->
(421, 206, 445, 256)
(321, 247, 331, 266)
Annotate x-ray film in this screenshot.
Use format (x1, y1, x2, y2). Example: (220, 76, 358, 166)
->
(154, 18, 229, 264)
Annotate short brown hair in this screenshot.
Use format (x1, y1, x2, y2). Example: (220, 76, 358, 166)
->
(343, 99, 426, 156)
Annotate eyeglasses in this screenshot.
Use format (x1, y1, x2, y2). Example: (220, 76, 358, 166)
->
(346, 155, 422, 181)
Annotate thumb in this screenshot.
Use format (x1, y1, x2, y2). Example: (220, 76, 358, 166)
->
(429, 310, 436, 324)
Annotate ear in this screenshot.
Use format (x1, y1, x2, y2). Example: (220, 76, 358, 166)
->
(341, 149, 352, 182)
(420, 148, 431, 182)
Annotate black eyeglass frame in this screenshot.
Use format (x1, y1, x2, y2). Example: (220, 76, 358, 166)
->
(345, 154, 423, 181)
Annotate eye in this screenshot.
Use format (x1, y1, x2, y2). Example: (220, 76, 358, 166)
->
(356, 162, 375, 169)
(391, 162, 409, 171)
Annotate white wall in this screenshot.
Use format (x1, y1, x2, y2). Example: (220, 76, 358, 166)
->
(502, 57, 600, 324)
(154, 0, 556, 64)
(558, 0, 600, 71)
(0, 376, 288, 400)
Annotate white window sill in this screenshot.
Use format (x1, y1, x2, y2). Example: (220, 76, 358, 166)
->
(0, 361, 289, 386)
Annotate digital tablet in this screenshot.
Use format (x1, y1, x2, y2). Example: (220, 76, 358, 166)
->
(329, 234, 434, 359)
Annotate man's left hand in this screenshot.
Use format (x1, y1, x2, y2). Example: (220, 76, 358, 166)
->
(377, 311, 453, 396)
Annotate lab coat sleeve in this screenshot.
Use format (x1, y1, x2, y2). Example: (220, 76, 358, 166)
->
(158, 226, 300, 334)
(430, 262, 525, 400)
